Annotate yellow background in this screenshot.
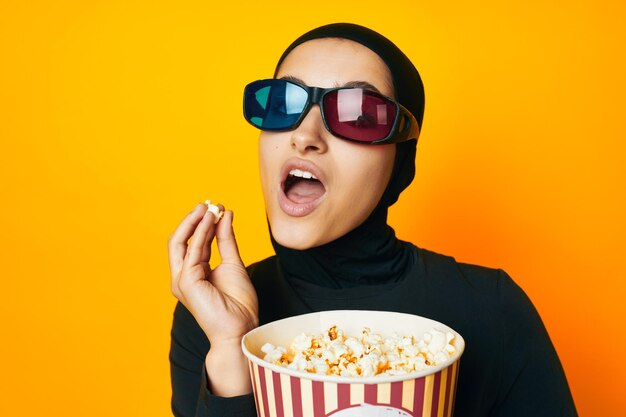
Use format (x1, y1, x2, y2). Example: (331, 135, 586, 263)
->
(1, 0, 624, 415)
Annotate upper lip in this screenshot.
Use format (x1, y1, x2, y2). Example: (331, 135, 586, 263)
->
(280, 158, 327, 193)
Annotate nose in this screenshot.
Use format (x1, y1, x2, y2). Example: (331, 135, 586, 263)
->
(290, 105, 329, 154)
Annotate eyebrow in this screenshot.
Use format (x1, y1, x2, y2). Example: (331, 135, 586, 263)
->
(279, 75, 383, 95)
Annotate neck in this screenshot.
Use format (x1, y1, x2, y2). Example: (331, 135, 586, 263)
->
(271, 205, 412, 288)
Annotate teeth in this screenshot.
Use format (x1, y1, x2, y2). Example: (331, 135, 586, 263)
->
(289, 169, 318, 180)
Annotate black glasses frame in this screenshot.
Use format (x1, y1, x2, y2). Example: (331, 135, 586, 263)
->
(243, 79, 420, 145)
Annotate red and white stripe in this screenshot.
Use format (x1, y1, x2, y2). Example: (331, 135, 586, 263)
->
(249, 361, 460, 417)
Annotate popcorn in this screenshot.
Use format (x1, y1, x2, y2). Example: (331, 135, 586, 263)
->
(204, 200, 224, 223)
(262, 325, 457, 377)
(261, 343, 286, 364)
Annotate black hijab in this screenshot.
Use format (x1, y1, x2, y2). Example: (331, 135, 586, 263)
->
(270, 23, 425, 289)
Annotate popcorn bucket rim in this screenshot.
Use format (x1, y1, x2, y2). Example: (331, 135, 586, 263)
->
(241, 310, 465, 385)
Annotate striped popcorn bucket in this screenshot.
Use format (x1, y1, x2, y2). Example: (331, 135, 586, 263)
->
(242, 311, 465, 417)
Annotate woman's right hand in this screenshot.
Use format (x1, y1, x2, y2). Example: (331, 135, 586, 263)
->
(168, 203, 259, 395)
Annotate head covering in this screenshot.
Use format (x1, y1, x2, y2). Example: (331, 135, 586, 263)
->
(270, 23, 424, 289)
(274, 22, 424, 208)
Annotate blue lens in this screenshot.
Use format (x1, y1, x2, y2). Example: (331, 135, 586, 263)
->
(244, 80, 308, 130)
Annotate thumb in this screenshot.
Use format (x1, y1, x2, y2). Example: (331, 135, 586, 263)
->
(215, 210, 244, 267)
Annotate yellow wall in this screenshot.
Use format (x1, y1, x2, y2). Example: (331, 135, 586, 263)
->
(1, 1, 624, 415)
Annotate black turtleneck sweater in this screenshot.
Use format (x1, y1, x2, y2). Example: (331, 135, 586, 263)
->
(169, 244, 577, 417)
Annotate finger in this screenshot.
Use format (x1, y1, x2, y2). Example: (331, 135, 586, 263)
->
(178, 210, 217, 297)
(184, 208, 217, 268)
(200, 203, 225, 263)
(215, 210, 244, 267)
(168, 203, 207, 275)
(201, 222, 212, 264)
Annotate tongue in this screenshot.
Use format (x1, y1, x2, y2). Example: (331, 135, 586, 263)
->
(286, 179, 325, 203)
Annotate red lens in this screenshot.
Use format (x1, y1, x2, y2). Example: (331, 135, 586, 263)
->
(323, 89, 397, 142)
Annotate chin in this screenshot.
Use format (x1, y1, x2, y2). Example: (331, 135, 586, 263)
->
(270, 219, 328, 250)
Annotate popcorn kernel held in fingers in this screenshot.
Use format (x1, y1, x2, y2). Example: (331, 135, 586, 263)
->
(204, 200, 224, 224)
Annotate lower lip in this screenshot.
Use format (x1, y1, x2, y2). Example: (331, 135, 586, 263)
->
(278, 186, 326, 217)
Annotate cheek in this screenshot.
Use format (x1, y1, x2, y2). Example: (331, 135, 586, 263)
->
(337, 168, 387, 215)
(331, 146, 395, 220)
(258, 135, 278, 191)
(345, 147, 395, 196)
(258, 150, 269, 185)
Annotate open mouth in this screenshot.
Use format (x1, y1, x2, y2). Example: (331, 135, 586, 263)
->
(278, 161, 327, 217)
(283, 168, 326, 204)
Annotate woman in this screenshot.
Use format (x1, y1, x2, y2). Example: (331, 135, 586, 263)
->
(168, 23, 577, 416)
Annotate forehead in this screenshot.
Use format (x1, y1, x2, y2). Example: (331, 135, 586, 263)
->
(275, 38, 394, 98)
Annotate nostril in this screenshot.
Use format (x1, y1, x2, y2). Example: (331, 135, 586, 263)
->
(291, 131, 324, 152)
